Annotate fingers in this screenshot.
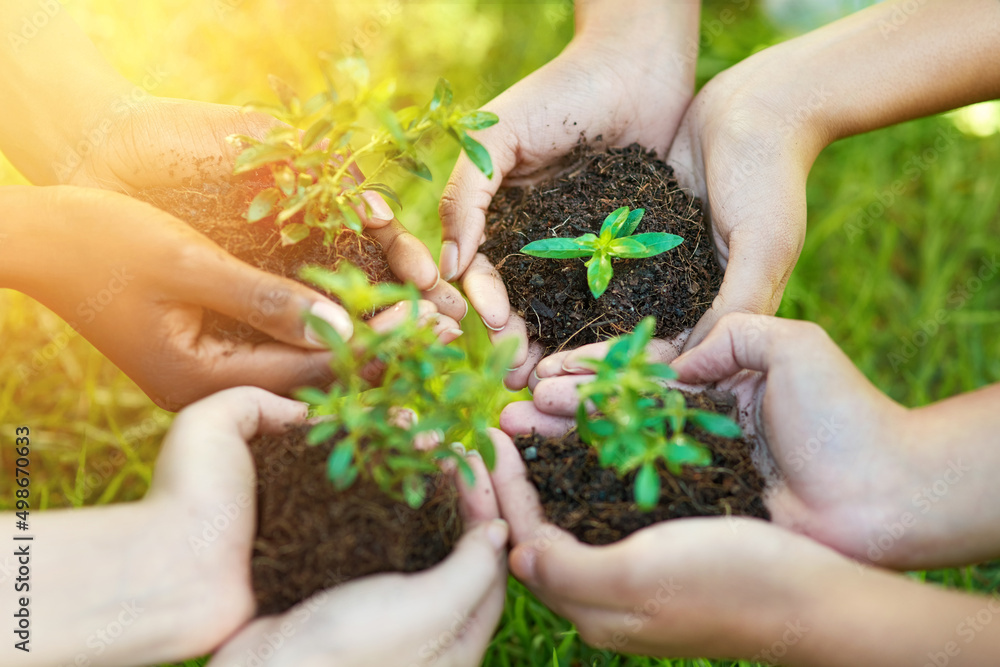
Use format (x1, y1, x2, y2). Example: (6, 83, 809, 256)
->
(421, 278, 469, 323)
(172, 242, 354, 347)
(462, 253, 512, 331)
(531, 375, 596, 418)
(504, 341, 545, 391)
(535, 335, 683, 380)
(456, 447, 501, 527)
(499, 401, 575, 438)
(683, 225, 802, 352)
(488, 428, 556, 548)
(438, 119, 516, 281)
(152, 387, 307, 497)
(672, 312, 807, 384)
(367, 220, 441, 293)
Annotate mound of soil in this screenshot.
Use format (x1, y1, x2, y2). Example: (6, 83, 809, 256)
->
(515, 390, 769, 545)
(135, 177, 393, 343)
(249, 424, 462, 616)
(482, 144, 721, 353)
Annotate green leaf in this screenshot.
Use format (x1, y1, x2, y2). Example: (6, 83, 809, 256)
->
(302, 118, 333, 149)
(327, 442, 356, 488)
(396, 154, 432, 181)
(280, 223, 311, 246)
(307, 420, 340, 445)
(336, 55, 370, 89)
(665, 436, 713, 473)
(267, 74, 299, 111)
(520, 237, 596, 259)
(457, 110, 499, 131)
(302, 91, 329, 116)
(647, 363, 679, 381)
(619, 207, 646, 238)
(599, 206, 630, 237)
(376, 106, 408, 146)
(403, 474, 427, 509)
(690, 410, 742, 438)
(634, 462, 660, 511)
(587, 419, 615, 437)
(294, 386, 329, 406)
(247, 187, 280, 223)
(609, 233, 684, 258)
(340, 204, 363, 233)
(586, 252, 614, 299)
(233, 143, 297, 174)
(458, 132, 494, 179)
(430, 77, 453, 111)
(363, 182, 401, 210)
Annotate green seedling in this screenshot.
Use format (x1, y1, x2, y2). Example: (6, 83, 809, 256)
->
(575, 317, 742, 511)
(519, 206, 683, 299)
(229, 53, 497, 246)
(296, 262, 515, 509)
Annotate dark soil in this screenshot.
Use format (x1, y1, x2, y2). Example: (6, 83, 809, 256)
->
(482, 143, 721, 353)
(249, 424, 462, 616)
(515, 390, 769, 545)
(135, 176, 393, 343)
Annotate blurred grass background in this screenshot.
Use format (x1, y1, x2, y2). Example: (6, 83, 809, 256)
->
(0, 1, 998, 666)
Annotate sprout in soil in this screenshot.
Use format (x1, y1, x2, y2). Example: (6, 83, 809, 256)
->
(295, 262, 516, 509)
(228, 52, 498, 246)
(519, 206, 683, 299)
(574, 317, 742, 510)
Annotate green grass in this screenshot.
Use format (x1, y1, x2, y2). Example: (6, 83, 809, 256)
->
(1, 1, 998, 666)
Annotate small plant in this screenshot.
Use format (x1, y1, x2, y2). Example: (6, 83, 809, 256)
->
(229, 53, 497, 246)
(295, 263, 515, 509)
(574, 317, 742, 510)
(519, 206, 683, 299)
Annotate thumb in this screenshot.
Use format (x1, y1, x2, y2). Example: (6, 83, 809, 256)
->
(438, 108, 519, 281)
(174, 242, 354, 347)
(683, 221, 802, 351)
(671, 312, 792, 384)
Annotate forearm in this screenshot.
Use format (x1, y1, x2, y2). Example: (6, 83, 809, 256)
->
(755, 0, 1000, 145)
(774, 562, 1000, 667)
(0, 1, 131, 184)
(890, 382, 1000, 568)
(1, 502, 212, 666)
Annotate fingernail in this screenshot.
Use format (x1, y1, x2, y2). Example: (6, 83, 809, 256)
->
(440, 241, 459, 281)
(460, 298, 470, 321)
(466, 448, 482, 459)
(450, 441, 467, 455)
(446, 328, 465, 338)
(530, 369, 540, 384)
(481, 316, 504, 332)
(305, 302, 353, 345)
(362, 191, 394, 221)
(486, 519, 509, 551)
(561, 362, 589, 374)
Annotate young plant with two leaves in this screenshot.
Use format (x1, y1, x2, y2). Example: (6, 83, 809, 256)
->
(295, 263, 515, 509)
(520, 206, 684, 299)
(575, 317, 743, 510)
(229, 53, 498, 246)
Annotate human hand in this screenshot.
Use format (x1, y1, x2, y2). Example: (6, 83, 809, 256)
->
(2, 388, 305, 666)
(485, 427, 854, 660)
(438, 1, 700, 388)
(66, 96, 467, 321)
(4, 185, 460, 410)
(209, 447, 508, 667)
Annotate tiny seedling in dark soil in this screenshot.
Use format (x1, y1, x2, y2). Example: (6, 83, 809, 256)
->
(514, 317, 770, 545)
(482, 143, 722, 353)
(573, 317, 741, 510)
(249, 263, 515, 615)
(520, 206, 683, 299)
(229, 53, 497, 245)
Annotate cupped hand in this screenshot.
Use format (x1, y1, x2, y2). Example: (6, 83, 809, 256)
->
(18, 186, 461, 410)
(67, 96, 467, 321)
(143, 387, 309, 658)
(209, 447, 508, 667)
(486, 428, 852, 660)
(439, 4, 699, 388)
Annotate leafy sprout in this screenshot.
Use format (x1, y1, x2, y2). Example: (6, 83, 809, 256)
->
(519, 206, 683, 299)
(296, 263, 516, 509)
(574, 317, 742, 511)
(229, 53, 498, 246)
